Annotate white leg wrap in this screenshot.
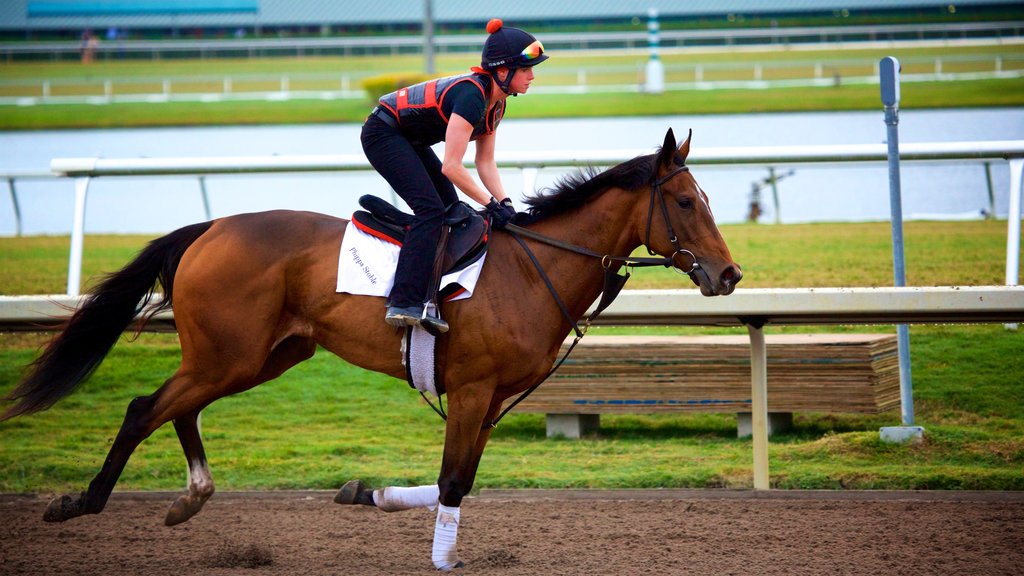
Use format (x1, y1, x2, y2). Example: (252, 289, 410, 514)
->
(431, 504, 462, 571)
(371, 484, 439, 512)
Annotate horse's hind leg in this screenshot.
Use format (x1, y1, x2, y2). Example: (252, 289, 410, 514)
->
(164, 410, 213, 526)
(44, 364, 243, 522)
(43, 377, 194, 522)
(163, 335, 316, 526)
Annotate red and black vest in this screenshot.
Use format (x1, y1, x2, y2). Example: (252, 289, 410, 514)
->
(378, 72, 505, 147)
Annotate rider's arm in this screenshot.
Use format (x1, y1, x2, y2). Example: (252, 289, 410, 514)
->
(441, 114, 493, 207)
(474, 132, 507, 202)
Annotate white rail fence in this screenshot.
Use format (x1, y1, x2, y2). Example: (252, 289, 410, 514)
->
(15, 139, 1018, 296)
(4, 21, 1022, 61)
(5, 53, 1022, 106)
(4, 286, 1023, 489)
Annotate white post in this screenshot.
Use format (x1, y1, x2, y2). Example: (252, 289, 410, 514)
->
(521, 167, 538, 197)
(67, 177, 91, 296)
(42, 81, 50, 99)
(747, 324, 769, 490)
(104, 80, 112, 99)
(644, 8, 664, 93)
(1006, 157, 1023, 330)
(163, 79, 171, 96)
(223, 77, 232, 94)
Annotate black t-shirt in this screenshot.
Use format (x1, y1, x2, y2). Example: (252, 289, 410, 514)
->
(441, 81, 487, 127)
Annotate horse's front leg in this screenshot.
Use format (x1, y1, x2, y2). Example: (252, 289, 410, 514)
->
(431, 390, 501, 571)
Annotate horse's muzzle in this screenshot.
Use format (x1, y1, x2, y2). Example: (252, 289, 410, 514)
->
(690, 263, 742, 296)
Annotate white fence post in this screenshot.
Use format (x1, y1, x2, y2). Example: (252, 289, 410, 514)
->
(67, 177, 90, 296)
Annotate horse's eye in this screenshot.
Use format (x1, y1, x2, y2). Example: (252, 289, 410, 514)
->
(677, 198, 694, 210)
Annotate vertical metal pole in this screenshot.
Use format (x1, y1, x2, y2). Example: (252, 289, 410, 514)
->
(768, 167, 781, 224)
(881, 57, 914, 426)
(984, 162, 995, 219)
(747, 324, 769, 490)
(68, 177, 90, 296)
(521, 167, 538, 198)
(1006, 158, 1023, 330)
(198, 176, 212, 221)
(7, 177, 21, 237)
(423, 0, 435, 75)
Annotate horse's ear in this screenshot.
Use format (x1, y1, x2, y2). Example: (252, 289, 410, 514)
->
(658, 128, 678, 167)
(678, 129, 692, 162)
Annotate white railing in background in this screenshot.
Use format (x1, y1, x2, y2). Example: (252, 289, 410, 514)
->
(37, 140, 1024, 296)
(3, 21, 1022, 61)
(4, 285, 1023, 489)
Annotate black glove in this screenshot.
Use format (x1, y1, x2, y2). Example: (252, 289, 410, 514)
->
(486, 197, 517, 229)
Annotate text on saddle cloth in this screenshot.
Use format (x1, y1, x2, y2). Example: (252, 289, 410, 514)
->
(336, 216, 487, 301)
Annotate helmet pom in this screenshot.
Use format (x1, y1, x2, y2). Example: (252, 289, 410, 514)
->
(486, 19, 503, 34)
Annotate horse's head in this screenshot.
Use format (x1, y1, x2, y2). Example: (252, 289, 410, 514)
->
(640, 128, 742, 296)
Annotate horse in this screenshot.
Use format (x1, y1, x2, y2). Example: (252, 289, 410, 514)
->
(1, 128, 741, 570)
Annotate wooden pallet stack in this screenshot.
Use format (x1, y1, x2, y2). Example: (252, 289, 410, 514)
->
(515, 334, 900, 415)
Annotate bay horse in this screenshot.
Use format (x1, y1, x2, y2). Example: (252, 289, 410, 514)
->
(1, 128, 740, 570)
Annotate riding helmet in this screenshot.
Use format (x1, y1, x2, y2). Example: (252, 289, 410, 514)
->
(480, 19, 548, 93)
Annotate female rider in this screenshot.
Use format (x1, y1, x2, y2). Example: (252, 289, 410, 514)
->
(361, 18, 548, 333)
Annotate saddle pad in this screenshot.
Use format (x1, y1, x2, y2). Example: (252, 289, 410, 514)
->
(336, 217, 485, 301)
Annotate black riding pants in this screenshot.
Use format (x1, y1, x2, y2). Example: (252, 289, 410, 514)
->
(361, 116, 458, 307)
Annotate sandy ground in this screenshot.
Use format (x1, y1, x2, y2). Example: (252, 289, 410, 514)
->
(2, 489, 1022, 575)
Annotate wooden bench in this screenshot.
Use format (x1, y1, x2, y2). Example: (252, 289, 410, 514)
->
(512, 334, 899, 438)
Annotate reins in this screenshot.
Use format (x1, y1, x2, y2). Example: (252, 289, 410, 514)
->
(418, 164, 700, 428)
(482, 164, 699, 428)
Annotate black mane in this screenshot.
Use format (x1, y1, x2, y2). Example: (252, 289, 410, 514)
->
(516, 152, 658, 225)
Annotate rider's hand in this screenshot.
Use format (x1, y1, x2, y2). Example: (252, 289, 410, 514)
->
(486, 197, 517, 229)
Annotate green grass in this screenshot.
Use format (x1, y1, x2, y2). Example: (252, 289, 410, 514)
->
(1, 221, 1022, 492)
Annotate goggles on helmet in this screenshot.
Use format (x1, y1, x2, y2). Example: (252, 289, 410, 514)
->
(519, 40, 545, 63)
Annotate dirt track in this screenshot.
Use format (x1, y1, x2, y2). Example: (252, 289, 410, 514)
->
(2, 490, 1022, 575)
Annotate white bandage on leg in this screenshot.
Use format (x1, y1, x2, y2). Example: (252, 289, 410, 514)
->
(432, 504, 463, 571)
(371, 484, 439, 512)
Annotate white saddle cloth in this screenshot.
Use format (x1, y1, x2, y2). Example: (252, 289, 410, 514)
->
(335, 218, 485, 301)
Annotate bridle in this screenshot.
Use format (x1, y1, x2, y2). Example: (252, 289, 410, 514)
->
(645, 164, 701, 276)
(504, 164, 700, 278)
(472, 162, 701, 427)
(420, 162, 703, 426)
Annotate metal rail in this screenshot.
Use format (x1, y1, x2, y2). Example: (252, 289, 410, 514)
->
(37, 140, 1024, 296)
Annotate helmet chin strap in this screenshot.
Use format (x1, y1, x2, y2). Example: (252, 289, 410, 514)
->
(496, 67, 517, 96)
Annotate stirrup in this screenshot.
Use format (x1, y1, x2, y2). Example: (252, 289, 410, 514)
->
(420, 303, 449, 334)
(385, 305, 424, 327)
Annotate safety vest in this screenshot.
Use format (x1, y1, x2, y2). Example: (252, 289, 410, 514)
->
(378, 72, 505, 146)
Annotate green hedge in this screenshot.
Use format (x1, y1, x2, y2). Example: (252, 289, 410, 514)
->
(361, 73, 431, 105)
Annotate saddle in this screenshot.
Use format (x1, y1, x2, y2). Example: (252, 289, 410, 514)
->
(352, 195, 489, 302)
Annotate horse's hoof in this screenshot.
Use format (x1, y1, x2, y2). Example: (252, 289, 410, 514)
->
(165, 494, 205, 526)
(43, 493, 82, 522)
(435, 559, 465, 571)
(334, 479, 374, 506)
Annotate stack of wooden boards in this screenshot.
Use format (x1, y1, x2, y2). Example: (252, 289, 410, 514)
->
(513, 334, 900, 415)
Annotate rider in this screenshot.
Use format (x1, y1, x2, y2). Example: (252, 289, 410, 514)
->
(361, 18, 548, 333)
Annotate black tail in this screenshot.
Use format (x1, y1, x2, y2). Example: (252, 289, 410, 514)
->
(1, 221, 214, 421)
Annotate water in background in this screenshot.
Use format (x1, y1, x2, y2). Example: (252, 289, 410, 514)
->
(0, 107, 1021, 235)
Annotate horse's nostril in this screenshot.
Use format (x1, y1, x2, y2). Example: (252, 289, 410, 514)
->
(721, 265, 742, 285)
